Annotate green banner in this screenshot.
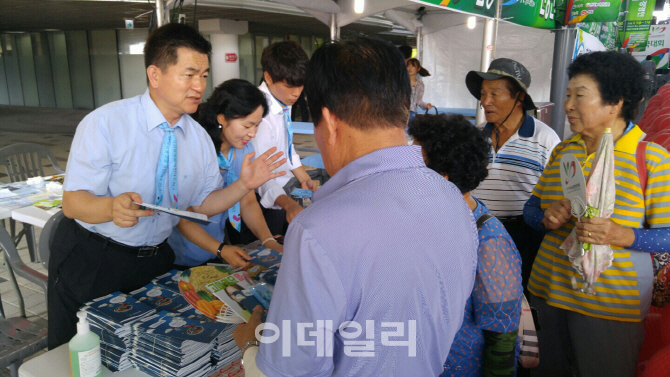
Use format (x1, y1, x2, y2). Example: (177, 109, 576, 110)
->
(619, 0, 656, 51)
(409, 0, 495, 18)
(566, 0, 623, 24)
(501, 0, 557, 28)
(411, 0, 556, 28)
(577, 21, 618, 49)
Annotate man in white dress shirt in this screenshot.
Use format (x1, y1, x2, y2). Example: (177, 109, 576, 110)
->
(249, 41, 316, 238)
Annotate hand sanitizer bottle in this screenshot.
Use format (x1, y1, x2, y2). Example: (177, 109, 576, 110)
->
(69, 311, 102, 377)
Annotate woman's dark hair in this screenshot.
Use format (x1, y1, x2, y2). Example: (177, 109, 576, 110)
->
(398, 45, 413, 60)
(408, 114, 490, 193)
(568, 51, 644, 123)
(199, 79, 269, 153)
(407, 58, 431, 77)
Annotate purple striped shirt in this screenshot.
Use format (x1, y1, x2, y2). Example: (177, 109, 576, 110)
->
(257, 145, 478, 377)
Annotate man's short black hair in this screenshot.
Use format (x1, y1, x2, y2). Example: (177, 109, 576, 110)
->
(261, 41, 308, 87)
(305, 37, 410, 130)
(647, 55, 653, 60)
(144, 23, 211, 70)
(398, 45, 413, 60)
(568, 51, 644, 123)
(199, 79, 269, 154)
(408, 114, 490, 194)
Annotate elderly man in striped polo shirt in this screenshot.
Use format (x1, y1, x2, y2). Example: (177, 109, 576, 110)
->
(467, 58, 561, 293)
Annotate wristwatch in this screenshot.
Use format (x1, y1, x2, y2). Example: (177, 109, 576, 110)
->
(240, 340, 261, 366)
(216, 242, 225, 258)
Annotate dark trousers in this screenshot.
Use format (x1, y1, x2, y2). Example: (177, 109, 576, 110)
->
(47, 218, 175, 349)
(500, 217, 545, 295)
(236, 193, 289, 245)
(530, 295, 644, 377)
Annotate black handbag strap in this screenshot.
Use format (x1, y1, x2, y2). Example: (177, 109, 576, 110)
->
(424, 107, 439, 115)
(476, 212, 495, 231)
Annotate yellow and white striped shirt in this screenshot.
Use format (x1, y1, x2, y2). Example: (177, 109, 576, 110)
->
(528, 125, 670, 322)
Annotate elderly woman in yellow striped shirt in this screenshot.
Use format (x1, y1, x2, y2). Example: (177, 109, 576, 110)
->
(523, 50, 670, 377)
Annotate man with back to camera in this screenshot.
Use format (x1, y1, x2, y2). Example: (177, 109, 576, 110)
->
(642, 55, 657, 98)
(48, 23, 286, 349)
(232, 36, 479, 377)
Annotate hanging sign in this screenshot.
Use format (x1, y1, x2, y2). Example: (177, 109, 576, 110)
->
(410, 0, 496, 18)
(620, 0, 656, 51)
(500, 0, 556, 29)
(566, 0, 623, 24)
(633, 25, 670, 69)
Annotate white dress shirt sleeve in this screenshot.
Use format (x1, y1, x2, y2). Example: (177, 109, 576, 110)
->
(290, 143, 302, 169)
(252, 118, 289, 209)
(63, 113, 112, 195)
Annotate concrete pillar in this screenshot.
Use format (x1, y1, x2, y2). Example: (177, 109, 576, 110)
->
(199, 19, 249, 85)
(210, 34, 240, 85)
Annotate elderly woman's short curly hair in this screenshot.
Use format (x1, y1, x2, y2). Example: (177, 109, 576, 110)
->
(408, 114, 490, 194)
(568, 51, 645, 123)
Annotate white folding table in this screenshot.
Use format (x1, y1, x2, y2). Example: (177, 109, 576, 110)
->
(19, 344, 148, 377)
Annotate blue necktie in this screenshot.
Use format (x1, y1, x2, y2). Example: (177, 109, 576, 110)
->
(155, 122, 178, 209)
(280, 103, 294, 162)
(218, 149, 241, 231)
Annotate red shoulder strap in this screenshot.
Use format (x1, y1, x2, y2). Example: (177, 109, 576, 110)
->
(637, 141, 648, 195)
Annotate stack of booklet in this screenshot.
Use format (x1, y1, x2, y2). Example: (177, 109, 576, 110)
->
(81, 293, 156, 372)
(130, 310, 221, 377)
(81, 271, 245, 376)
(211, 324, 240, 370)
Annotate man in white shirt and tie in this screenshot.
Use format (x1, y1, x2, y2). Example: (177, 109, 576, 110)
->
(49, 23, 285, 350)
(250, 41, 316, 238)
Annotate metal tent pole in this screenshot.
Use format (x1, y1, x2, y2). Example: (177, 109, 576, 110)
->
(549, 25, 577, 139)
(475, 0, 502, 126)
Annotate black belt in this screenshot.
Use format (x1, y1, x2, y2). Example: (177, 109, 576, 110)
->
(75, 222, 167, 257)
(498, 215, 525, 224)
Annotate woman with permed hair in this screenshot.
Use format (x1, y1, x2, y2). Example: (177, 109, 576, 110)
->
(409, 114, 523, 376)
(168, 79, 283, 269)
(524, 51, 670, 376)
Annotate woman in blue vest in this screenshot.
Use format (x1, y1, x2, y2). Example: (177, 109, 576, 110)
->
(169, 79, 283, 268)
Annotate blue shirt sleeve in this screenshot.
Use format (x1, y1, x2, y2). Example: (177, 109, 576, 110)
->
(256, 222, 347, 377)
(524, 195, 546, 233)
(630, 227, 670, 253)
(473, 220, 523, 334)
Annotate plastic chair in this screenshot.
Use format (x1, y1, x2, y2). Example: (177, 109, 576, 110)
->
(0, 227, 48, 318)
(0, 288, 48, 377)
(37, 210, 65, 271)
(0, 143, 65, 182)
(0, 142, 65, 263)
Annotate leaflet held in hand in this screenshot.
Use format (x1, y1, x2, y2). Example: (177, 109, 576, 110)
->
(133, 202, 214, 225)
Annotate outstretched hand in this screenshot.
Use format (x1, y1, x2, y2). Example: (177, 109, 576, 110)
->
(111, 192, 154, 228)
(220, 245, 252, 269)
(239, 147, 287, 191)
